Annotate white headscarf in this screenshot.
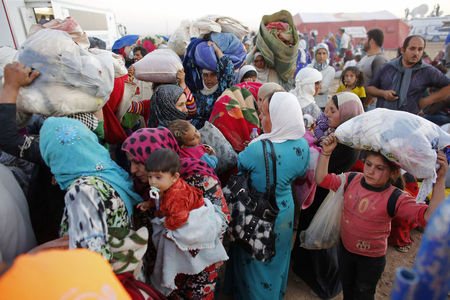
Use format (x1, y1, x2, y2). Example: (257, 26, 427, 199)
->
(298, 40, 307, 64)
(200, 70, 218, 96)
(238, 65, 257, 83)
(253, 52, 269, 83)
(250, 92, 305, 145)
(311, 43, 330, 71)
(290, 67, 322, 108)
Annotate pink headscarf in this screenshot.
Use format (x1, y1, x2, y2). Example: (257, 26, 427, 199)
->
(334, 92, 364, 124)
(121, 127, 218, 181)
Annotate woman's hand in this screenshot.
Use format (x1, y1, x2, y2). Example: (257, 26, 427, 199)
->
(176, 69, 187, 89)
(208, 41, 224, 59)
(3, 62, 40, 90)
(320, 133, 338, 155)
(203, 144, 216, 156)
(436, 150, 448, 180)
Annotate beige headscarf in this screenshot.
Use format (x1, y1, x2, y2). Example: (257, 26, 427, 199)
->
(257, 82, 285, 101)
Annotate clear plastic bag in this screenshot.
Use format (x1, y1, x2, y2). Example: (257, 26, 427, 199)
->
(300, 173, 346, 249)
(16, 29, 114, 116)
(335, 108, 450, 202)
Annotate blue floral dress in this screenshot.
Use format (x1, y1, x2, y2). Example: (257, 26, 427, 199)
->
(224, 138, 309, 299)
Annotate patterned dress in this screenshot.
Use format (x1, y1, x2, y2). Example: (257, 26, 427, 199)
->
(60, 176, 129, 261)
(225, 138, 309, 300)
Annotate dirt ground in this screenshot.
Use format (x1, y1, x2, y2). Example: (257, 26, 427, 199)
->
(284, 229, 423, 300)
(218, 229, 423, 300)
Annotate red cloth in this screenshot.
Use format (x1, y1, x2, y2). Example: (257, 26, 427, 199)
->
(116, 271, 166, 300)
(157, 178, 204, 230)
(209, 86, 261, 152)
(102, 75, 128, 144)
(320, 172, 427, 257)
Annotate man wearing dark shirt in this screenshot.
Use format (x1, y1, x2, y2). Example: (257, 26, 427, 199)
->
(367, 35, 450, 114)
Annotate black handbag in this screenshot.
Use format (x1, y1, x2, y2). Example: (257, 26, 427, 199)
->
(223, 139, 278, 262)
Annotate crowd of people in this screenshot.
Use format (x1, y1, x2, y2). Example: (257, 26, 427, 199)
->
(0, 11, 450, 300)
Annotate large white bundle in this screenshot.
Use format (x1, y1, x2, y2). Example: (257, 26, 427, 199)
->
(133, 49, 182, 83)
(16, 29, 114, 116)
(191, 15, 249, 40)
(335, 108, 450, 202)
(167, 20, 192, 57)
(88, 48, 128, 78)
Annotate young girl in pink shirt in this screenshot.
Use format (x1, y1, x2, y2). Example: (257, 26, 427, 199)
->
(314, 133, 447, 300)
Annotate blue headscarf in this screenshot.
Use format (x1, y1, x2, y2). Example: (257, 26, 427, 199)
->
(39, 117, 142, 215)
(112, 35, 139, 53)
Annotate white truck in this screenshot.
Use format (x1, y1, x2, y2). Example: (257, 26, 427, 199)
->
(1, 0, 125, 49)
(408, 16, 450, 42)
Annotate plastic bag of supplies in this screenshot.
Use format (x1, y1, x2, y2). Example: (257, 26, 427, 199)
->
(300, 173, 346, 249)
(335, 108, 450, 202)
(16, 29, 114, 116)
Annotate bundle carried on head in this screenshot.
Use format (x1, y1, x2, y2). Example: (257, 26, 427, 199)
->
(335, 108, 450, 202)
(256, 10, 299, 82)
(194, 32, 247, 71)
(133, 48, 183, 83)
(16, 29, 114, 117)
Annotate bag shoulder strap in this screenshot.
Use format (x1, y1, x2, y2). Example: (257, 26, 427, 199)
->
(387, 188, 402, 218)
(260, 139, 277, 196)
(344, 172, 358, 192)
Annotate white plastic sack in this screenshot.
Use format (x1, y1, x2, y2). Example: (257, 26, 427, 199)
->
(215, 16, 249, 41)
(133, 49, 182, 83)
(89, 48, 128, 78)
(300, 173, 346, 249)
(16, 29, 114, 116)
(167, 20, 192, 57)
(335, 108, 450, 202)
(192, 17, 222, 38)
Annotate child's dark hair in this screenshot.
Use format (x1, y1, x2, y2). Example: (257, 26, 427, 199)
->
(241, 70, 257, 82)
(363, 151, 404, 188)
(145, 149, 181, 175)
(168, 119, 192, 146)
(341, 66, 365, 87)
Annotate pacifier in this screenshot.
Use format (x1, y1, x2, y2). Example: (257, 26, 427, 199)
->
(149, 186, 160, 211)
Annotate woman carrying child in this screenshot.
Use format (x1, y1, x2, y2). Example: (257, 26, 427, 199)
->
(122, 127, 229, 299)
(137, 148, 228, 296)
(336, 66, 366, 105)
(315, 134, 447, 299)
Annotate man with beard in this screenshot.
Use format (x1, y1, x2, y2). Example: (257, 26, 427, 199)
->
(367, 35, 450, 114)
(357, 29, 388, 109)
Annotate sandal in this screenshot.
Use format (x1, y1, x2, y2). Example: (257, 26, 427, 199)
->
(395, 245, 411, 253)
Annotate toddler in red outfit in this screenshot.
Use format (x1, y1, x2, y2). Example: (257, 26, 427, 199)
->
(137, 148, 204, 230)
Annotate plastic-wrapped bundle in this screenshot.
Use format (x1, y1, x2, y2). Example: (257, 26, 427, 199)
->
(335, 108, 450, 202)
(194, 32, 246, 71)
(133, 49, 182, 83)
(16, 29, 114, 116)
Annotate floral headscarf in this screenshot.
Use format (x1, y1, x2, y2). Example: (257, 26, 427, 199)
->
(121, 127, 218, 181)
(39, 117, 142, 215)
(148, 85, 188, 128)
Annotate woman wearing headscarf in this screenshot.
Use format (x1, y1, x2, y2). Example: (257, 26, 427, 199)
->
(224, 92, 310, 299)
(290, 67, 323, 120)
(308, 43, 336, 110)
(208, 81, 263, 152)
(294, 39, 312, 76)
(148, 85, 188, 128)
(291, 92, 364, 299)
(39, 117, 143, 261)
(250, 51, 279, 85)
(121, 127, 229, 299)
(191, 41, 234, 129)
